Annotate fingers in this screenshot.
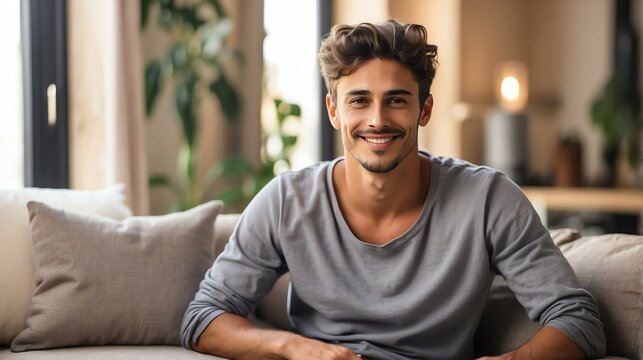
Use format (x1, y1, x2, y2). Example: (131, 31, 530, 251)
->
(283, 337, 362, 359)
(317, 344, 362, 359)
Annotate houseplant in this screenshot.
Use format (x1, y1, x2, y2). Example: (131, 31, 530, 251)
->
(590, 73, 642, 186)
(141, 0, 242, 211)
(590, 0, 642, 187)
(209, 98, 301, 212)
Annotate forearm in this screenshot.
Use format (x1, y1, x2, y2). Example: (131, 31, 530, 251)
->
(192, 312, 362, 360)
(191, 312, 294, 359)
(506, 326, 585, 360)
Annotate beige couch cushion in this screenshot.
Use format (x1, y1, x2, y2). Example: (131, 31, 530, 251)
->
(10, 201, 222, 352)
(0, 186, 132, 345)
(549, 227, 582, 247)
(558, 234, 642, 359)
(0, 346, 226, 359)
(213, 214, 241, 257)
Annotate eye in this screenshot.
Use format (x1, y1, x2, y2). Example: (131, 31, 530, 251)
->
(387, 97, 407, 105)
(349, 97, 368, 104)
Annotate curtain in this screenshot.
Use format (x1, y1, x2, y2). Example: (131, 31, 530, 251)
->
(69, 0, 149, 215)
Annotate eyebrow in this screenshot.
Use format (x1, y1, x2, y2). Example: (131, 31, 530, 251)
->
(344, 89, 414, 97)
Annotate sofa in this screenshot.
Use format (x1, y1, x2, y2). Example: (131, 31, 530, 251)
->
(0, 187, 640, 359)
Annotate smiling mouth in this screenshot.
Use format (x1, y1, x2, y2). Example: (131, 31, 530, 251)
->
(361, 136, 398, 144)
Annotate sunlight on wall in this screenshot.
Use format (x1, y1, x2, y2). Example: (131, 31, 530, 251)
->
(0, 1, 24, 188)
(264, 0, 320, 169)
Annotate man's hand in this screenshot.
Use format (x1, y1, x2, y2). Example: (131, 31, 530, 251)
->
(475, 326, 585, 360)
(281, 335, 362, 360)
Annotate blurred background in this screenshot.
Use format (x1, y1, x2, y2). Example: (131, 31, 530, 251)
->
(1, 0, 642, 234)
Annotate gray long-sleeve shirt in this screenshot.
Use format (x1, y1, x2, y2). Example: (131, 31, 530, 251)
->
(181, 153, 605, 359)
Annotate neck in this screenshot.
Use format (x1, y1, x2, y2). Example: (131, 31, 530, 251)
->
(334, 150, 429, 220)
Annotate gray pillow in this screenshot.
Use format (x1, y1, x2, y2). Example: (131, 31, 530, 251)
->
(10, 200, 222, 352)
(558, 234, 642, 359)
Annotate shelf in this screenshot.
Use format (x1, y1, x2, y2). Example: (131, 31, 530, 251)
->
(522, 187, 643, 215)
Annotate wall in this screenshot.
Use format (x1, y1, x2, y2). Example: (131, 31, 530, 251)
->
(68, 0, 109, 189)
(334, 0, 388, 23)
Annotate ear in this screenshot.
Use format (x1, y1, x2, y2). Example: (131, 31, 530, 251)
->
(326, 94, 340, 129)
(418, 94, 433, 127)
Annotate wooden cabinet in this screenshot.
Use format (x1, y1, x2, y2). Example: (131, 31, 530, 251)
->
(522, 187, 643, 215)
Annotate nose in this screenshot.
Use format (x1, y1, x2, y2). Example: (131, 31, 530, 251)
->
(368, 101, 388, 128)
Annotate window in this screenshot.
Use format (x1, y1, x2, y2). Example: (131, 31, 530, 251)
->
(263, 0, 334, 167)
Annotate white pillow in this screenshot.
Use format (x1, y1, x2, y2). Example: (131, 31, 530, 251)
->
(0, 185, 133, 344)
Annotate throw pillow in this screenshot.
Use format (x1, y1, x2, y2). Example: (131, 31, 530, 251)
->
(558, 234, 642, 359)
(548, 228, 581, 247)
(10, 200, 222, 352)
(0, 185, 132, 345)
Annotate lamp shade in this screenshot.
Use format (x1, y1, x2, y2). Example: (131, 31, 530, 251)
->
(495, 62, 528, 113)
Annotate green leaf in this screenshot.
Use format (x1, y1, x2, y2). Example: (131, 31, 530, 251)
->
(201, 19, 233, 58)
(204, 0, 227, 19)
(175, 72, 198, 147)
(209, 71, 241, 122)
(258, 161, 276, 178)
(215, 187, 245, 206)
(148, 173, 183, 200)
(157, 0, 175, 29)
(173, 7, 205, 31)
(178, 143, 197, 188)
(274, 100, 301, 124)
(208, 155, 254, 180)
(140, 0, 157, 29)
(274, 98, 283, 109)
(282, 135, 298, 148)
(144, 60, 163, 116)
(288, 104, 302, 117)
(149, 174, 172, 187)
(170, 43, 190, 73)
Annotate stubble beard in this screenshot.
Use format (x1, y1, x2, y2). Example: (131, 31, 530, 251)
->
(357, 144, 414, 173)
(346, 128, 417, 174)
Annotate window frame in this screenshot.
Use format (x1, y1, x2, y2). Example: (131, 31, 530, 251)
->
(317, 0, 334, 161)
(21, 0, 69, 188)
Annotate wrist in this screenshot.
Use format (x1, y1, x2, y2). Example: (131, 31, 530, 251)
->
(268, 330, 301, 357)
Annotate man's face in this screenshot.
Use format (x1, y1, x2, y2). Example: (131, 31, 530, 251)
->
(326, 58, 432, 173)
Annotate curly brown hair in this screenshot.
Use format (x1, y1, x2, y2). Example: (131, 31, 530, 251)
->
(318, 19, 438, 105)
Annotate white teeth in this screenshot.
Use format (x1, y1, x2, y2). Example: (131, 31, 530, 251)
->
(364, 137, 393, 144)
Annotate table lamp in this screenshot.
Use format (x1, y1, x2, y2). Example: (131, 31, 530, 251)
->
(484, 61, 529, 184)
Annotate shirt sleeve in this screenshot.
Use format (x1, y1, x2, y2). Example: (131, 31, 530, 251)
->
(180, 177, 288, 349)
(484, 173, 606, 358)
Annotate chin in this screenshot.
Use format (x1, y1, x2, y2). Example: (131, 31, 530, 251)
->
(359, 159, 401, 173)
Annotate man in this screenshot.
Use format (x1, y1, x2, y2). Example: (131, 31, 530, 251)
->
(181, 20, 605, 359)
